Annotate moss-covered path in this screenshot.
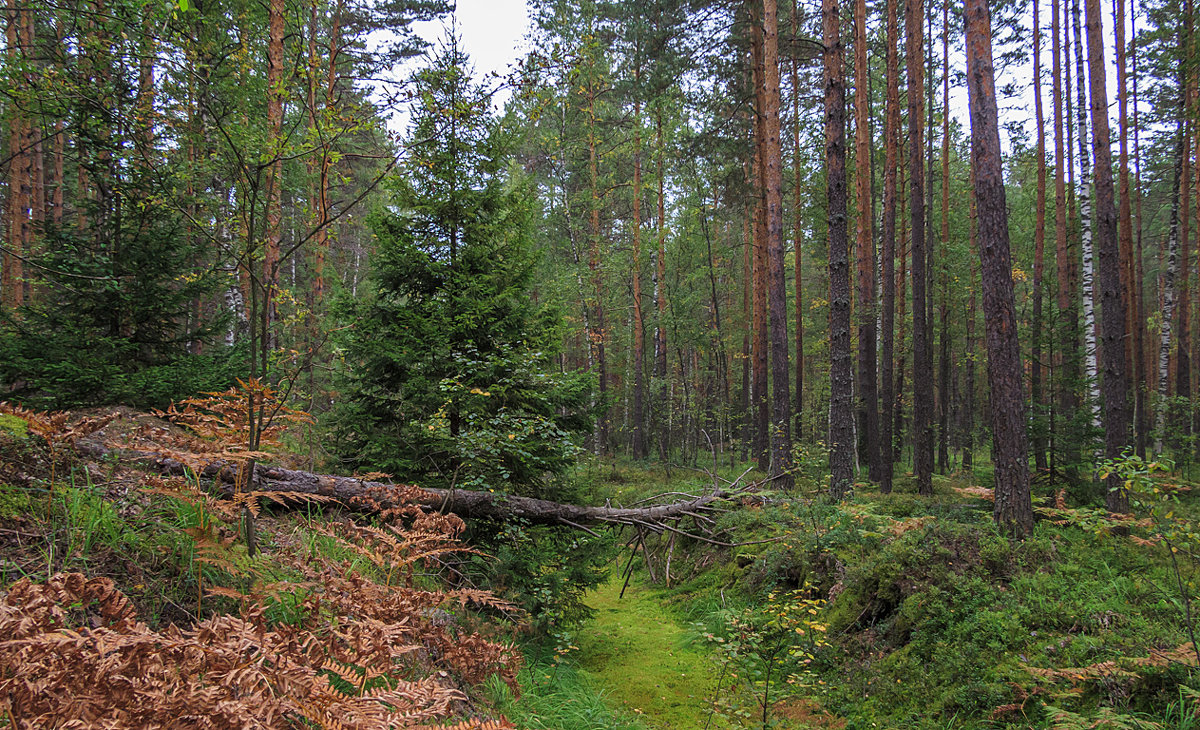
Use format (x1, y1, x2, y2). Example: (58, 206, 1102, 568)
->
(575, 574, 725, 729)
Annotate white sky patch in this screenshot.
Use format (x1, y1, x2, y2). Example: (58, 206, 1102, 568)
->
(404, 0, 532, 117)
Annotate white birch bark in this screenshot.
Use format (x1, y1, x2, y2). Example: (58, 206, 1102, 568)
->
(1072, 0, 1100, 431)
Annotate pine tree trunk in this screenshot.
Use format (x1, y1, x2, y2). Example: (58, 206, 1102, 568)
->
(749, 11, 770, 471)
(906, 0, 933, 495)
(823, 0, 853, 497)
(656, 112, 670, 459)
(632, 91, 647, 460)
(965, 0, 1034, 537)
(1178, 111, 1193, 436)
(1053, 0, 1077, 468)
(1133, 0, 1151, 458)
(265, 0, 285, 351)
(792, 0, 805, 443)
(964, 165, 978, 471)
(879, 0, 901, 493)
(853, 0, 878, 483)
(741, 203, 752, 461)
(938, 0, 952, 475)
(896, 156, 909, 465)
(3, 0, 26, 309)
(1116, 0, 1144, 458)
(760, 0, 794, 488)
(1032, 0, 1049, 473)
(1085, 0, 1131, 512)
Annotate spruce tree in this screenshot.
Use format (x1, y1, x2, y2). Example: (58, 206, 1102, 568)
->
(331, 38, 591, 497)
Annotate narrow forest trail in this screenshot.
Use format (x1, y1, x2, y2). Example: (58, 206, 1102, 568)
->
(576, 574, 726, 729)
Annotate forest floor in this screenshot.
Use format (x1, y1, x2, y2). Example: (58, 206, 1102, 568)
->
(5, 407, 1200, 729)
(576, 573, 723, 729)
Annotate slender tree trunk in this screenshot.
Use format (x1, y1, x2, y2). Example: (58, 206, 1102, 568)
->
(265, 0, 285, 350)
(632, 92, 647, 460)
(965, 0, 1034, 537)
(1073, 0, 1101, 432)
(1085, 0, 1131, 511)
(750, 14, 770, 471)
(589, 92, 609, 455)
(1133, 0, 1150, 458)
(792, 0, 805, 443)
(760, 0, 794, 487)
(906, 0, 933, 495)
(964, 165, 979, 471)
(3, 0, 26, 309)
(824, 0, 853, 497)
(879, 0, 900, 493)
(937, 0, 951, 475)
(314, 2, 342, 306)
(741, 202, 752, 461)
(896, 156, 909, 464)
(1053, 0, 1077, 468)
(853, 0, 878, 483)
(1155, 131, 1186, 454)
(1115, 0, 1143, 458)
(1179, 111, 1193, 436)
(656, 112, 669, 458)
(1033, 0, 1049, 473)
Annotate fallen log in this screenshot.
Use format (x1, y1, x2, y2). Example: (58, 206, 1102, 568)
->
(73, 439, 751, 532)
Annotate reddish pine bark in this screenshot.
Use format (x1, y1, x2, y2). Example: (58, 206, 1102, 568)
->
(1032, 0, 1048, 473)
(749, 6, 770, 470)
(906, 0, 933, 495)
(853, 0, 878, 483)
(760, 0, 794, 487)
(792, 0, 805, 443)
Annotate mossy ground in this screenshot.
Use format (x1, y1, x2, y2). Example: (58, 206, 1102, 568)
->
(575, 573, 727, 729)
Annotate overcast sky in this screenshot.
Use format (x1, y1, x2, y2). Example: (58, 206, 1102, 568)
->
(411, 0, 532, 107)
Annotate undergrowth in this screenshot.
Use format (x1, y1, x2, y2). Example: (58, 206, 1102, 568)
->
(574, 460, 1200, 729)
(0, 401, 525, 729)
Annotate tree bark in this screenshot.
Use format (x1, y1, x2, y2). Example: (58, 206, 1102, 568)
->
(792, 0, 805, 444)
(1114, 0, 1142, 458)
(964, 165, 978, 471)
(879, 0, 900, 493)
(906, 0, 933, 495)
(632, 91, 647, 461)
(265, 0, 285, 347)
(1052, 0, 1077, 469)
(656, 111, 670, 459)
(1073, 0, 1101, 433)
(824, 0, 853, 498)
(1156, 130, 1185, 455)
(965, 0, 1034, 537)
(1033, 0, 1049, 473)
(74, 441, 750, 531)
(853, 0, 878, 484)
(937, 0, 951, 476)
(749, 7, 770, 471)
(1086, 0, 1131, 512)
(760, 0, 794, 488)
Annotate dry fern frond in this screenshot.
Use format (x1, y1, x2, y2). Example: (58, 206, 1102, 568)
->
(416, 719, 517, 730)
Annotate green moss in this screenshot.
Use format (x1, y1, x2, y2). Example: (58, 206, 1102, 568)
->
(0, 482, 33, 520)
(0, 413, 27, 438)
(575, 574, 729, 729)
